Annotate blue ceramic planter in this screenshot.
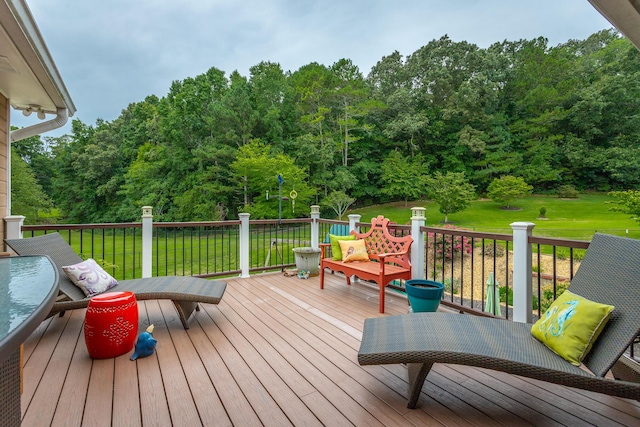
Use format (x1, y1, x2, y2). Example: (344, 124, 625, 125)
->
(405, 279, 444, 312)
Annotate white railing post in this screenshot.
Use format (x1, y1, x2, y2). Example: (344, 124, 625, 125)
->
(346, 213, 362, 283)
(511, 221, 536, 323)
(310, 205, 320, 249)
(141, 206, 153, 278)
(4, 215, 25, 240)
(239, 213, 250, 278)
(410, 207, 426, 280)
(348, 214, 361, 233)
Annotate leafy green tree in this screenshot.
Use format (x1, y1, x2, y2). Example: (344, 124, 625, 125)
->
(10, 151, 53, 223)
(289, 63, 340, 196)
(10, 132, 57, 196)
(330, 58, 375, 167)
(425, 172, 476, 223)
(249, 61, 297, 144)
(323, 191, 355, 220)
(487, 176, 533, 209)
(230, 140, 314, 218)
(607, 190, 640, 222)
(380, 151, 427, 205)
(380, 87, 429, 157)
(34, 31, 640, 225)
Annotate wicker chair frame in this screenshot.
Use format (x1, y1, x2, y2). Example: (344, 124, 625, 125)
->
(358, 233, 640, 408)
(6, 233, 226, 330)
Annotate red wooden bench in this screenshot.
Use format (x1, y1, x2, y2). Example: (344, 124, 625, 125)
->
(319, 215, 413, 313)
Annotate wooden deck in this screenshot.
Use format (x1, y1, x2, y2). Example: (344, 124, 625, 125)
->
(22, 272, 640, 426)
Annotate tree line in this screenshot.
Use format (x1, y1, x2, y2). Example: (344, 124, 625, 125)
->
(11, 29, 640, 224)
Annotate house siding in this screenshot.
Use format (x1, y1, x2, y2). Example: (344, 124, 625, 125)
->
(1, 94, 7, 245)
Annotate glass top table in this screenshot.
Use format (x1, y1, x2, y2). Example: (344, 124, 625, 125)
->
(0, 255, 58, 364)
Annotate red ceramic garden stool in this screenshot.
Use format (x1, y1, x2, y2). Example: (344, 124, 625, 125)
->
(84, 291, 139, 359)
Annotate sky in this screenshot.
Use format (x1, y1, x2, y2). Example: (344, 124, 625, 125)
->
(13, 0, 614, 137)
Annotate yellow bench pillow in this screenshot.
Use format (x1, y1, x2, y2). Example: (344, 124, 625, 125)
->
(531, 290, 614, 366)
(338, 239, 370, 262)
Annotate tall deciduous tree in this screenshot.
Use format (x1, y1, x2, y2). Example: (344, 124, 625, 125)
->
(331, 59, 372, 167)
(607, 190, 640, 222)
(35, 29, 640, 224)
(323, 191, 355, 220)
(425, 172, 476, 223)
(230, 140, 314, 219)
(10, 151, 53, 223)
(380, 151, 427, 205)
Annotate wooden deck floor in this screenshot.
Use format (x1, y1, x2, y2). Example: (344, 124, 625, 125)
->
(22, 272, 640, 426)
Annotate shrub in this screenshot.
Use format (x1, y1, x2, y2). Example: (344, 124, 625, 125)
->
(483, 242, 505, 257)
(499, 286, 511, 305)
(555, 247, 585, 262)
(539, 282, 570, 313)
(444, 277, 461, 295)
(427, 224, 473, 261)
(487, 175, 533, 208)
(558, 184, 579, 198)
(539, 207, 546, 218)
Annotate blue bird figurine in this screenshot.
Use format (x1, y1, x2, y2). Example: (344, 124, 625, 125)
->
(130, 325, 157, 360)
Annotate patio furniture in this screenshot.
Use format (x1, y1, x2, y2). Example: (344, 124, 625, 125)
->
(5, 233, 226, 330)
(320, 215, 413, 313)
(322, 223, 350, 244)
(358, 233, 640, 408)
(0, 256, 58, 427)
(84, 291, 138, 359)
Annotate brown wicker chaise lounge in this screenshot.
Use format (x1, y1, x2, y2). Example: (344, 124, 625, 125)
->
(5, 233, 226, 330)
(358, 233, 640, 408)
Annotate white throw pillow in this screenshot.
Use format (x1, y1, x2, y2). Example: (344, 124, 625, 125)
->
(62, 258, 118, 297)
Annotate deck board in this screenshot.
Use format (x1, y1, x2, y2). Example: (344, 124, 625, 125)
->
(21, 272, 640, 426)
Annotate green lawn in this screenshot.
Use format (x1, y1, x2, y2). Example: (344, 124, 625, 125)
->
(349, 193, 640, 240)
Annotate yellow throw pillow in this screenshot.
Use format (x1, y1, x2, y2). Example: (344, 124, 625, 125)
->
(338, 239, 370, 262)
(531, 290, 614, 366)
(329, 234, 356, 260)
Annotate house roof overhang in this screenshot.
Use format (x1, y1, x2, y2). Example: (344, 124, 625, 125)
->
(0, 0, 75, 118)
(588, 0, 640, 50)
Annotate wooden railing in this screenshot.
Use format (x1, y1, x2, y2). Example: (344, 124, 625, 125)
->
(12, 210, 588, 321)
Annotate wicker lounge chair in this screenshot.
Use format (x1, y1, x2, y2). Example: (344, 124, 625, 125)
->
(5, 233, 226, 330)
(358, 233, 640, 408)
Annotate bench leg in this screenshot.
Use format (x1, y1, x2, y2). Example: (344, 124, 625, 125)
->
(320, 265, 325, 289)
(172, 301, 198, 330)
(407, 362, 433, 409)
(379, 284, 385, 313)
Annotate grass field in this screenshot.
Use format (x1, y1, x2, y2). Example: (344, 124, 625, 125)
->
(348, 193, 640, 240)
(28, 223, 310, 281)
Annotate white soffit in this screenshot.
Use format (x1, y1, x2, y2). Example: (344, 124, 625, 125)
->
(588, 0, 640, 50)
(0, 0, 75, 115)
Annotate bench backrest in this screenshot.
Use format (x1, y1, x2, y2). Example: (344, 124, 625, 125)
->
(323, 223, 350, 243)
(354, 215, 413, 268)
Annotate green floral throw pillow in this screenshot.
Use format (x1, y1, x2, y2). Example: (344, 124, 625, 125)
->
(531, 290, 614, 366)
(329, 234, 355, 260)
